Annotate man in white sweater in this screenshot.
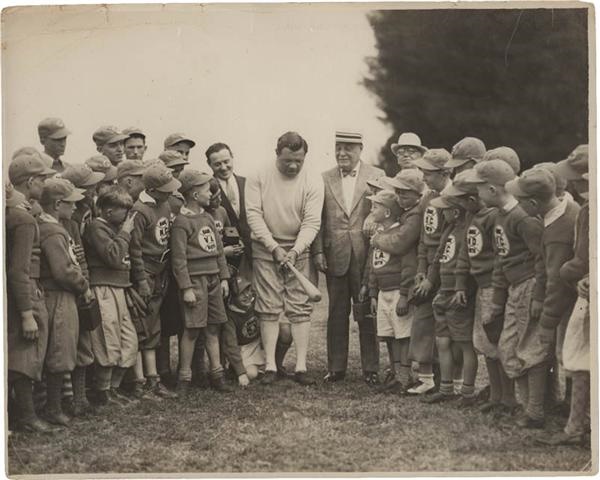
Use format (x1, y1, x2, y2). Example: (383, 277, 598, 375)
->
(246, 131, 324, 386)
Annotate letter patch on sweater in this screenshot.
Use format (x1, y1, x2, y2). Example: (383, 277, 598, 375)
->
(214, 220, 224, 235)
(80, 209, 92, 236)
(494, 226, 510, 256)
(439, 235, 456, 263)
(372, 248, 390, 268)
(467, 226, 483, 257)
(424, 206, 439, 235)
(68, 237, 80, 265)
(198, 226, 217, 252)
(154, 217, 170, 246)
(242, 315, 258, 341)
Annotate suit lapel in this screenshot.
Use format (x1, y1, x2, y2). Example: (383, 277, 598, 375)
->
(328, 169, 348, 216)
(236, 175, 246, 218)
(348, 161, 368, 216)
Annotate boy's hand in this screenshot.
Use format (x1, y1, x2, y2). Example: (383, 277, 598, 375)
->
(530, 299, 543, 320)
(358, 285, 369, 303)
(224, 245, 244, 258)
(415, 278, 432, 297)
(450, 290, 467, 307)
(370, 297, 378, 317)
(221, 280, 230, 299)
(183, 288, 197, 305)
(363, 222, 378, 238)
(238, 374, 250, 388)
(577, 276, 590, 300)
(414, 272, 426, 286)
(121, 211, 138, 234)
(82, 289, 94, 305)
(21, 311, 39, 341)
(396, 295, 409, 316)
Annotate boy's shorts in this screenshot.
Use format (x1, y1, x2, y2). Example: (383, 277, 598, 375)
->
(376, 290, 412, 339)
(409, 301, 436, 363)
(241, 338, 266, 370)
(139, 268, 169, 350)
(432, 290, 475, 342)
(180, 274, 227, 329)
(252, 254, 314, 323)
(91, 285, 139, 368)
(472, 286, 498, 359)
(160, 271, 183, 337)
(44, 290, 79, 373)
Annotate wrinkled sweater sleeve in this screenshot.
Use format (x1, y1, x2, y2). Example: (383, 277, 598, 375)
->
(7, 222, 35, 313)
(454, 223, 471, 291)
(291, 174, 325, 257)
(372, 211, 421, 256)
(245, 174, 279, 253)
(42, 233, 88, 294)
(85, 222, 131, 270)
(129, 209, 149, 285)
(171, 217, 193, 290)
(560, 204, 589, 285)
(517, 216, 545, 302)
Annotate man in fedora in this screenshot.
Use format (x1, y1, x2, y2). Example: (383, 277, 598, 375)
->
(313, 131, 383, 384)
(390, 132, 428, 170)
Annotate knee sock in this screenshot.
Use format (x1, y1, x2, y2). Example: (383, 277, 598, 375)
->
(516, 375, 529, 408)
(436, 338, 454, 385)
(46, 372, 65, 415)
(12, 375, 36, 422)
(192, 329, 207, 376)
(260, 320, 280, 372)
(275, 336, 292, 372)
(133, 353, 145, 382)
(460, 342, 478, 392)
(499, 367, 517, 407)
(291, 322, 311, 373)
(72, 367, 88, 408)
(525, 364, 547, 421)
(565, 371, 590, 436)
(205, 326, 223, 373)
(111, 367, 128, 389)
(156, 338, 171, 377)
(439, 380, 454, 396)
(179, 330, 198, 382)
(485, 358, 503, 404)
(95, 366, 112, 392)
(62, 372, 73, 400)
(142, 349, 158, 378)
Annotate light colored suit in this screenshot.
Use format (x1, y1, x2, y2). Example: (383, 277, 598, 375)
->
(314, 161, 384, 375)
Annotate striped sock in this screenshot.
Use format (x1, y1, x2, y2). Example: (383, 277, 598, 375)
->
(440, 380, 454, 396)
(454, 378, 464, 395)
(461, 383, 476, 398)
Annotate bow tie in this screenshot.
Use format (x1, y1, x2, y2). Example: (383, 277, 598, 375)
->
(341, 169, 357, 178)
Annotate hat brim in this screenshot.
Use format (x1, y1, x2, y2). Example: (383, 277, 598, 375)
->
(504, 178, 530, 198)
(391, 144, 428, 155)
(39, 165, 58, 177)
(156, 177, 182, 193)
(387, 178, 423, 193)
(411, 158, 444, 171)
(63, 188, 86, 202)
(445, 157, 474, 169)
(442, 183, 474, 197)
(366, 179, 382, 189)
(106, 134, 129, 145)
(164, 159, 188, 168)
(47, 128, 71, 139)
(460, 169, 487, 184)
(555, 159, 585, 181)
(103, 167, 118, 182)
(429, 196, 452, 209)
(167, 138, 196, 149)
(81, 171, 106, 187)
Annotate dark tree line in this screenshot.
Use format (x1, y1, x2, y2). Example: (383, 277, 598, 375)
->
(364, 8, 589, 175)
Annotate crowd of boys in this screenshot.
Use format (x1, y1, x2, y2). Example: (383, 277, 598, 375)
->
(5, 118, 591, 449)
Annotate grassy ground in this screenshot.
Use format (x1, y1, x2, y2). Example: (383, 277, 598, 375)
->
(7, 278, 593, 475)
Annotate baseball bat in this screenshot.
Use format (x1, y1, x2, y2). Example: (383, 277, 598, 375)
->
(284, 262, 322, 302)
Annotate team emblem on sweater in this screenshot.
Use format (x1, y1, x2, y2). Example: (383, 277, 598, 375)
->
(68, 238, 79, 265)
(122, 253, 131, 267)
(372, 248, 390, 268)
(467, 226, 483, 257)
(242, 315, 258, 340)
(494, 226, 510, 256)
(424, 206, 439, 235)
(439, 235, 456, 263)
(198, 226, 217, 252)
(215, 220, 224, 234)
(154, 217, 170, 246)
(80, 209, 92, 236)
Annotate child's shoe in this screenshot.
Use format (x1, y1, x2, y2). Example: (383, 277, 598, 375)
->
(21, 416, 58, 433)
(515, 414, 545, 429)
(420, 391, 457, 404)
(147, 376, 178, 399)
(457, 395, 478, 409)
(294, 371, 316, 386)
(210, 374, 233, 392)
(407, 375, 435, 395)
(111, 388, 138, 405)
(44, 409, 71, 427)
(191, 371, 210, 389)
(261, 371, 277, 385)
(535, 431, 588, 447)
(176, 380, 191, 397)
(479, 401, 503, 414)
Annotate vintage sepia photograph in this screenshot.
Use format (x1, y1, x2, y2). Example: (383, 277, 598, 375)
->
(1, 2, 595, 476)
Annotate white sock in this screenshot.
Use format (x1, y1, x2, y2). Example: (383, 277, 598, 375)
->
(260, 319, 280, 372)
(291, 322, 311, 372)
(454, 378, 464, 394)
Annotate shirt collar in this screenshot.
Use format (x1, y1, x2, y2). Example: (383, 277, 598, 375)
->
(339, 161, 361, 178)
(139, 190, 156, 205)
(38, 212, 59, 224)
(501, 197, 519, 213)
(544, 197, 569, 227)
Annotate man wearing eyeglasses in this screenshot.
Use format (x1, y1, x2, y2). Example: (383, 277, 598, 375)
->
(390, 132, 428, 170)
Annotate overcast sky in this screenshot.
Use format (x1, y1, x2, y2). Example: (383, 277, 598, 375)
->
(2, 4, 392, 176)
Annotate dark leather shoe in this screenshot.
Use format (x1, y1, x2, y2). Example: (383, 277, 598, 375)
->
(364, 372, 380, 386)
(277, 366, 294, 379)
(210, 375, 233, 393)
(44, 410, 71, 427)
(261, 370, 277, 385)
(535, 431, 588, 447)
(323, 371, 345, 383)
(516, 415, 545, 429)
(294, 372, 316, 386)
(420, 391, 457, 404)
(21, 417, 59, 433)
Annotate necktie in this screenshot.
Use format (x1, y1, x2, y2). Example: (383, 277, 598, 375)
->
(342, 169, 357, 178)
(225, 179, 239, 216)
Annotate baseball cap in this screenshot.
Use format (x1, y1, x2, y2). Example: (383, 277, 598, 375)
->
(505, 168, 556, 199)
(178, 169, 212, 193)
(482, 147, 521, 174)
(390, 132, 427, 155)
(159, 150, 188, 168)
(38, 117, 71, 140)
(11, 146, 41, 160)
(142, 163, 182, 193)
(429, 194, 460, 209)
(122, 127, 146, 140)
(412, 148, 452, 171)
(367, 189, 399, 208)
(60, 164, 105, 188)
(366, 176, 394, 191)
(93, 126, 129, 148)
(335, 131, 363, 144)
(234, 276, 253, 296)
(117, 160, 146, 179)
(441, 171, 478, 196)
(164, 133, 196, 149)
(9, 154, 56, 185)
(532, 162, 567, 194)
(446, 137, 486, 168)
(387, 168, 425, 193)
(85, 155, 118, 182)
(555, 144, 588, 181)
(41, 177, 85, 203)
(5, 183, 26, 208)
(462, 159, 517, 186)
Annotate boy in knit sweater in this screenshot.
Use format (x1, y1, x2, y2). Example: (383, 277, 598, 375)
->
(129, 162, 181, 399)
(505, 167, 580, 427)
(83, 187, 140, 408)
(171, 170, 231, 394)
(464, 160, 546, 428)
(366, 190, 417, 393)
(38, 178, 92, 426)
(7, 155, 56, 432)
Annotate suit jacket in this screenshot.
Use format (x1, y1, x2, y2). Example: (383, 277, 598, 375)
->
(218, 174, 252, 260)
(313, 161, 384, 277)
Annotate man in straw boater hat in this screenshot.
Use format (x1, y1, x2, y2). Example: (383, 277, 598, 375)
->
(313, 131, 383, 385)
(390, 132, 428, 171)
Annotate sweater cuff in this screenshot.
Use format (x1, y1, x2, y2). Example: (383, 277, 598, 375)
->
(369, 288, 378, 298)
(492, 288, 508, 307)
(117, 230, 131, 242)
(454, 275, 468, 292)
(532, 281, 545, 303)
(417, 259, 427, 275)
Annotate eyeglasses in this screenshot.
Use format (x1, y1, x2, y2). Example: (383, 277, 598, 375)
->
(396, 147, 420, 155)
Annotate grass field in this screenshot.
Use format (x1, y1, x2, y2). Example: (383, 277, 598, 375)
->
(7, 279, 593, 475)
